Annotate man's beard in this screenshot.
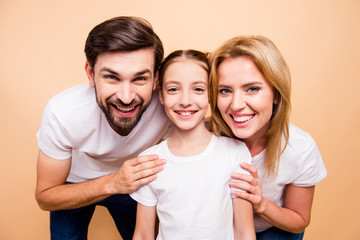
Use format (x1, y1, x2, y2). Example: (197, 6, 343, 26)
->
(96, 93, 150, 136)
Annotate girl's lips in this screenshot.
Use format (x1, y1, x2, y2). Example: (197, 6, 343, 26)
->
(175, 110, 197, 118)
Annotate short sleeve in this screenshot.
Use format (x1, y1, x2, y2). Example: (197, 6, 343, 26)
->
(292, 138, 327, 187)
(37, 101, 72, 159)
(130, 184, 157, 207)
(231, 141, 252, 197)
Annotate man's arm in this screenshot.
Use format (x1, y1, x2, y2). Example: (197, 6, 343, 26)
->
(35, 150, 165, 211)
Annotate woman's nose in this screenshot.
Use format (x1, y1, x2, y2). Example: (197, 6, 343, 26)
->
(230, 91, 246, 111)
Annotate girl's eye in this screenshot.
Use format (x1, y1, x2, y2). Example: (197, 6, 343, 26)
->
(194, 87, 205, 93)
(167, 87, 178, 93)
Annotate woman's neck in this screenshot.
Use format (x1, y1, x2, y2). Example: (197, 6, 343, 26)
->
(243, 124, 269, 157)
(167, 122, 212, 157)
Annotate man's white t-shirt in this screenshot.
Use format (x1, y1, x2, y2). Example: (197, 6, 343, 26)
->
(130, 134, 252, 240)
(37, 83, 171, 183)
(253, 124, 327, 232)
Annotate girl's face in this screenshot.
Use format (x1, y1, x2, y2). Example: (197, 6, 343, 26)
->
(160, 59, 209, 132)
(216, 56, 276, 146)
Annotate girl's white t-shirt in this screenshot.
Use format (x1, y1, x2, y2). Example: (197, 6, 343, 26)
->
(131, 134, 252, 240)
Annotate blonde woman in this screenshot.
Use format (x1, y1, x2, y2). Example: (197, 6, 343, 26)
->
(209, 36, 327, 240)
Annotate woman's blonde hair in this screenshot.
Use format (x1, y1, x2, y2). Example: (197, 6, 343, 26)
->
(209, 36, 291, 177)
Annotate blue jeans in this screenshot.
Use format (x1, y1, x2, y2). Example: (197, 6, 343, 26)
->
(50, 194, 137, 240)
(256, 227, 304, 240)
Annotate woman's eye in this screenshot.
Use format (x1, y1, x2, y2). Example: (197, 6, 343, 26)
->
(219, 88, 231, 94)
(246, 87, 260, 93)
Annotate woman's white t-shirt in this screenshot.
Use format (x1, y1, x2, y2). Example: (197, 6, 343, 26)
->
(253, 124, 327, 232)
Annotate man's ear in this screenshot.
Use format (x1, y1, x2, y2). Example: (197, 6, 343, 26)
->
(85, 61, 95, 88)
(153, 70, 159, 90)
(159, 88, 164, 105)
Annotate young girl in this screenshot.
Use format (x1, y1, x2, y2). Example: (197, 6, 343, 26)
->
(130, 50, 255, 240)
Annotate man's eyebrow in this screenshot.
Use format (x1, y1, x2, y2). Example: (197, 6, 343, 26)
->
(99, 67, 152, 77)
(135, 69, 152, 76)
(99, 67, 119, 75)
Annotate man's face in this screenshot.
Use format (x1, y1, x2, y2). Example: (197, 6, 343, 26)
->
(85, 48, 157, 136)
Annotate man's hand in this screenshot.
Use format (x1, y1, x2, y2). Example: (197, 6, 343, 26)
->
(35, 150, 165, 211)
(107, 154, 166, 194)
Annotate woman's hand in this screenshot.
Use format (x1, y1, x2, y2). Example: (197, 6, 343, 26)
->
(229, 162, 265, 213)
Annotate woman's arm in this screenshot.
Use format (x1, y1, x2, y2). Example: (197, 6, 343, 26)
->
(133, 203, 157, 240)
(233, 198, 256, 240)
(256, 185, 314, 233)
(230, 162, 314, 233)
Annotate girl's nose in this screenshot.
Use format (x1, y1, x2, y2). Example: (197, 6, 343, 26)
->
(179, 91, 192, 107)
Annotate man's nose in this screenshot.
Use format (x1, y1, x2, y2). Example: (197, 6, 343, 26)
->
(116, 83, 135, 105)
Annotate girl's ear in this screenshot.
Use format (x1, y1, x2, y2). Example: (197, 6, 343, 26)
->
(85, 62, 95, 88)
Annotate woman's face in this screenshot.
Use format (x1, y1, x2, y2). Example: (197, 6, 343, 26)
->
(216, 56, 276, 145)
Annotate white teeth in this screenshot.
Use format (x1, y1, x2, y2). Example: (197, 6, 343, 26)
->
(115, 106, 135, 112)
(233, 115, 254, 123)
(179, 112, 192, 116)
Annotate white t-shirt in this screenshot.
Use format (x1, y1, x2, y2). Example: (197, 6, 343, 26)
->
(37, 83, 171, 182)
(253, 124, 327, 232)
(130, 134, 252, 240)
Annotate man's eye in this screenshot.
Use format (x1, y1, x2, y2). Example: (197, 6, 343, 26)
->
(104, 75, 117, 80)
(134, 77, 147, 81)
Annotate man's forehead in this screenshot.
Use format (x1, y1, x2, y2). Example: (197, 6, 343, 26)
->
(94, 49, 155, 75)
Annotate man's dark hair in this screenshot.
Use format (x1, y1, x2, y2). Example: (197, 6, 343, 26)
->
(84, 16, 164, 72)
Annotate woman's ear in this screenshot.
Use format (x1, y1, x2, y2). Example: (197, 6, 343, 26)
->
(273, 90, 279, 105)
(85, 61, 95, 88)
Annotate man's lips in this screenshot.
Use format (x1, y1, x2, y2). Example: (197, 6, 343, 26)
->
(111, 104, 138, 116)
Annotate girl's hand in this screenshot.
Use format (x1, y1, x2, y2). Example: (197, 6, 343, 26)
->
(230, 162, 265, 213)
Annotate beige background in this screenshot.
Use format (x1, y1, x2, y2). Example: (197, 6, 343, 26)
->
(1, 0, 359, 239)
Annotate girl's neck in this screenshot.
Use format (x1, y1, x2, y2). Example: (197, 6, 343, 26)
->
(167, 122, 212, 157)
